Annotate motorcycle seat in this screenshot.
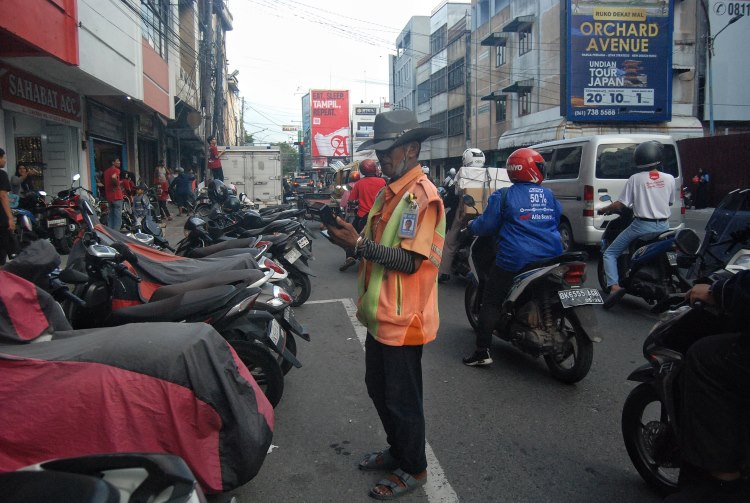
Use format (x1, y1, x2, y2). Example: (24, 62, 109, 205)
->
(150, 270, 266, 302)
(523, 251, 589, 271)
(109, 285, 237, 324)
(631, 232, 669, 249)
(189, 236, 258, 258)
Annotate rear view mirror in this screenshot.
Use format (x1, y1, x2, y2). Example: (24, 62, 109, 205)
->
(674, 228, 701, 255)
(73, 173, 81, 182)
(80, 199, 96, 231)
(462, 194, 476, 207)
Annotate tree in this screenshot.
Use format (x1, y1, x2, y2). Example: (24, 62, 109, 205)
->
(243, 131, 254, 145)
(274, 142, 299, 176)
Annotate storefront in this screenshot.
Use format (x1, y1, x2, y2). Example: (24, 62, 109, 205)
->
(137, 112, 161, 184)
(0, 64, 83, 196)
(86, 99, 128, 196)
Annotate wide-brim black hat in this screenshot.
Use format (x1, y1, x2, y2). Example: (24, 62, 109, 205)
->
(357, 110, 441, 152)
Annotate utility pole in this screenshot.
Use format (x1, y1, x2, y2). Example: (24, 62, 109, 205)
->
(240, 97, 245, 145)
(213, 25, 225, 145)
(200, 0, 214, 180)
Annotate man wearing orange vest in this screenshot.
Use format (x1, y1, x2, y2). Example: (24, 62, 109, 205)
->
(326, 110, 445, 500)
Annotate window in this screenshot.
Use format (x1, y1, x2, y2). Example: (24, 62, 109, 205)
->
(447, 106, 464, 136)
(431, 67, 447, 97)
(447, 59, 465, 90)
(596, 144, 679, 179)
(545, 146, 582, 180)
(495, 46, 506, 67)
(518, 92, 531, 116)
(519, 27, 532, 55)
(430, 25, 447, 54)
(430, 112, 447, 137)
(495, 97, 506, 123)
(417, 80, 430, 105)
(141, 0, 169, 59)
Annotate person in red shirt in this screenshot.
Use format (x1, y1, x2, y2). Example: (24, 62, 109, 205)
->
(207, 136, 224, 182)
(339, 159, 386, 271)
(156, 174, 172, 221)
(103, 158, 124, 230)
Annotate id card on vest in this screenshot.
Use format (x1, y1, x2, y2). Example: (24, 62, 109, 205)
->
(399, 195, 419, 239)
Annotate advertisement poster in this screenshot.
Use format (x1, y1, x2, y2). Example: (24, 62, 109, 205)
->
(566, 0, 674, 122)
(352, 105, 378, 161)
(310, 89, 350, 159)
(706, 0, 750, 121)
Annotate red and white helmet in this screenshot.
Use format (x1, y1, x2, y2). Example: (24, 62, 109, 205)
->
(350, 171, 361, 182)
(505, 148, 545, 184)
(360, 159, 378, 177)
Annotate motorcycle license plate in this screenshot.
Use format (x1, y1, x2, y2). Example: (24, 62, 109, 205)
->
(268, 319, 282, 346)
(297, 236, 310, 249)
(284, 247, 302, 264)
(667, 252, 677, 267)
(47, 218, 67, 227)
(558, 288, 603, 308)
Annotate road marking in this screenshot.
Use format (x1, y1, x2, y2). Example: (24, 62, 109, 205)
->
(305, 298, 459, 503)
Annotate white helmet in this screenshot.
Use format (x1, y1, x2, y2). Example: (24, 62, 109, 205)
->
(422, 166, 430, 175)
(448, 168, 456, 177)
(462, 148, 485, 167)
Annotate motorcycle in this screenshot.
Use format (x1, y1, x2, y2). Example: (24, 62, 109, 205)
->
(597, 194, 701, 309)
(462, 195, 602, 383)
(620, 247, 750, 495)
(0, 453, 211, 503)
(46, 174, 89, 254)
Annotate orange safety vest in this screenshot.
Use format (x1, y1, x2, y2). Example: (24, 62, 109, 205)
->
(357, 168, 446, 346)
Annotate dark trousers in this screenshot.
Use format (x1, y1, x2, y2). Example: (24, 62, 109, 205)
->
(681, 333, 750, 473)
(476, 265, 516, 350)
(0, 226, 13, 265)
(365, 334, 426, 475)
(157, 200, 171, 219)
(210, 167, 224, 182)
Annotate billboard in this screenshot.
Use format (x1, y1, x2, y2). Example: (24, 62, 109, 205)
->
(310, 90, 350, 160)
(301, 93, 311, 170)
(566, 0, 674, 123)
(706, 0, 750, 121)
(352, 105, 379, 161)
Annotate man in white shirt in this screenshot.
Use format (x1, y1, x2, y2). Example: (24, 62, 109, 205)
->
(597, 140, 675, 299)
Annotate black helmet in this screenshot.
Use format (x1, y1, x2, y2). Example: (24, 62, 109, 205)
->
(633, 141, 664, 171)
(208, 179, 229, 204)
(222, 195, 241, 213)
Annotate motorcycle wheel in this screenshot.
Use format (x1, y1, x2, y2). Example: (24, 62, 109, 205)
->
(543, 313, 593, 384)
(57, 228, 73, 255)
(621, 383, 680, 495)
(280, 332, 297, 375)
(287, 268, 311, 307)
(558, 220, 574, 253)
(464, 282, 481, 333)
(230, 340, 284, 408)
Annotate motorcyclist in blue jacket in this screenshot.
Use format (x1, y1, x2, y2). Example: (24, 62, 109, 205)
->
(463, 147, 563, 366)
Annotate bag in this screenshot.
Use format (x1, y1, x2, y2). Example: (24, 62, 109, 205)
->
(8, 193, 19, 209)
(692, 175, 699, 185)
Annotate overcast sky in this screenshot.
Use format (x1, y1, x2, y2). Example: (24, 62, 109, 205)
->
(226, 0, 464, 144)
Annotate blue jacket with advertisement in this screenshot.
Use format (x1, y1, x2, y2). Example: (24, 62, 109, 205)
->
(470, 183, 563, 272)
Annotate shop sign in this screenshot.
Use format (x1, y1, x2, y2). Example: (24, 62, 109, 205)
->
(87, 100, 125, 142)
(354, 106, 377, 116)
(0, 65, 81, 126)
(566, 0, 674, 122)
(138, 113, 157, 137)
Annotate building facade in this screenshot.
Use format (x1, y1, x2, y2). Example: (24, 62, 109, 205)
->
(390, 16, 431, 112)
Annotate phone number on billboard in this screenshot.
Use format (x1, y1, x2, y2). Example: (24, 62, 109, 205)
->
(584, 88, 655, 106)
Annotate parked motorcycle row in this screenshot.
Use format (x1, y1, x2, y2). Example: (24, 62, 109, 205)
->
(0, 178, 322, 500)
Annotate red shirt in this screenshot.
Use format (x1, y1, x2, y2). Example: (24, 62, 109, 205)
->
(349, 176, 386, 218)
(103, 166, 123, 202)
(157, 180, 170, 201)
(208, 144, 222, 169)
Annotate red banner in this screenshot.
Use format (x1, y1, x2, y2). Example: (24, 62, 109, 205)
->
(310, 89, 349, 158)
(0, 65, 81, 125)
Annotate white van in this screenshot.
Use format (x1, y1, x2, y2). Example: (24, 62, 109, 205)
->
(531, 134, 684, 251)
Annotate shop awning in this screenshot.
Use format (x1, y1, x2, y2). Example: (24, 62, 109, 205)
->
(503, 15, 535, 32)
(480, 32, 508, 46)
(497, 115, 705, 150)
(502, 79, 534, 93)
(480, 92, 506, 101)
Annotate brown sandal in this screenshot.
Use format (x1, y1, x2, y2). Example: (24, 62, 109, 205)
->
(358, 449, 399, 472)
(369, 468, 426, 500)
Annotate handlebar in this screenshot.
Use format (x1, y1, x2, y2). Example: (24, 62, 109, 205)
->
(49, 278, 87, 307)
(114, 263, 141, 282)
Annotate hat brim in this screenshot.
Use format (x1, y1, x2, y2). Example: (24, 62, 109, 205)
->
(357, 127, 442, 152)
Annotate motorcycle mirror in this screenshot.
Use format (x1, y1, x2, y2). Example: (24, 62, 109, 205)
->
(110, 242, 139, 265)
(80, 199, 96, 230)
(599, 194, 612, 202)
(38, 190, 47, 197)
(72, 173, 81, 182)
(462, 194, 476, 207)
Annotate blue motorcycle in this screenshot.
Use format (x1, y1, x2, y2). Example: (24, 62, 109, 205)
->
(597, 195, 700, 310)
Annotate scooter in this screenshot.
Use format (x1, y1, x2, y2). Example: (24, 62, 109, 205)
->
(463, 195, 602, 383)
(597, 194, 701, 309)
(46, 174, 87, 254)
(620, 248, 750, 495)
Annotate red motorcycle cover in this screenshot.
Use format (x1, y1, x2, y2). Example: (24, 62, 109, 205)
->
(0, 273, 274, 493)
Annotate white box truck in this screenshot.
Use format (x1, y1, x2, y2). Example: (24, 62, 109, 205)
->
(220, 146, 283, 205)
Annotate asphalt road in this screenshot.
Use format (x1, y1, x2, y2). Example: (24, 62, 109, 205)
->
(160, 207, 714, 503)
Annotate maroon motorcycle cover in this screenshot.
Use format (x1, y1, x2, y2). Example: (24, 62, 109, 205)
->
(0, 272, 274, 493)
